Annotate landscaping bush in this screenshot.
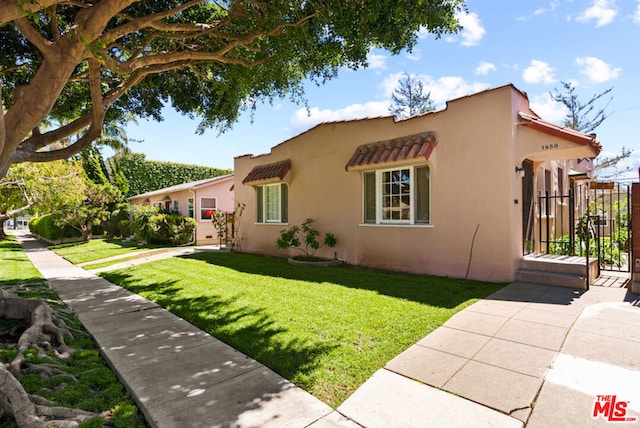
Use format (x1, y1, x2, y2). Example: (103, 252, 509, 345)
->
(28, 214, 82, 241)
(109, 204, 131, 237)
(118, 219, 132, 238)
(92, 220, 106, 237)
(277, 218, 337, 257)
(132, 206, 195, 245)
(132, 205, 158, 243)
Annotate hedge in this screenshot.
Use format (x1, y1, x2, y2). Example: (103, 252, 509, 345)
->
(111, 153, 232, 197)
(132, 206, 196, 246)
(29, 214, 82, 241)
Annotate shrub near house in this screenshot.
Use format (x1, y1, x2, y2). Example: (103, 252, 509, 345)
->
(277, 218, 337, 261)
(132, 205, 196, 246)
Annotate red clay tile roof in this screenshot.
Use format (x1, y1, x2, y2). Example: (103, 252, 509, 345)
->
(242, 159, 291, 184)
(345, 132, 437, 170)
(518, 112, 602, 155)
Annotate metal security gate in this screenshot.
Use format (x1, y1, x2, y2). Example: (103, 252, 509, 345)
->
(588, 182, 632, 273)
(537, 181, 632, 273)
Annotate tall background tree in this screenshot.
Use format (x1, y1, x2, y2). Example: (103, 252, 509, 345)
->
(389, 73, 436, 119)
(550, 81, 630, 178)
(0, 0, 465, 178)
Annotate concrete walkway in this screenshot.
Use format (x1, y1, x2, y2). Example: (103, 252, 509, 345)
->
(14, 231, 640, 427)
(16, 234, 333, 427)
(340, 283, 640, 427)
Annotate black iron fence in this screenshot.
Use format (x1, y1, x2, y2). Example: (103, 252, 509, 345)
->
(537, 182, 631, 273)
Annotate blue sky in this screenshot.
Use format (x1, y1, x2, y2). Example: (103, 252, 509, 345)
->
(123, 0, 640, 181)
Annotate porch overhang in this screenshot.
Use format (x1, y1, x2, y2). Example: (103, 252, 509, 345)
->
(345, 131, 437, 171)
(516, 112, 602, 163)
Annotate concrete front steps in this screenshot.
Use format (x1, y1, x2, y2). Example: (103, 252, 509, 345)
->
(516, 254, 599, 290)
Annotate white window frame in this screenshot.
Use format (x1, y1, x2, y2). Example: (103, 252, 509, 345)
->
(200, 197, 217, 221)
(172, 200, 179, 212)
(256, 183, 288, 224)
(187, 198, 194, 218)
(264, 183, 282, 223)
(362, 164, 431, 226)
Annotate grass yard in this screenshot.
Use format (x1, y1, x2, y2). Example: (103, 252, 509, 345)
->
(0, 283, 146, 428)
(0, 236, 43, 285)
(49, 238, 161, 264)
(0, 237, 146, 427)
(102, 251, 504, 407)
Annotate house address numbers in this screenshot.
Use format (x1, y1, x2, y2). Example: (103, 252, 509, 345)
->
(541, 143, 559, 150)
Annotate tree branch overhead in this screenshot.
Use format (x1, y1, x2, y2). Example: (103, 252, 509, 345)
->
(0, 0, 465, 178)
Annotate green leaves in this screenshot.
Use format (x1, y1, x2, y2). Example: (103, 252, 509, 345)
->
(112, 153, 231, 197)
(2, 0, 465, 178)
(276, 218, 337, 256)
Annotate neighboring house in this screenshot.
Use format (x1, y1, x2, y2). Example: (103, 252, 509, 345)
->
(4, 215, 32, 230)
(128, 175, 234, 245)
(233, 84, 601, 283)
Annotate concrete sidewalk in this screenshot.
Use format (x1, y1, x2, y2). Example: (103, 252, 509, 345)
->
(14, 231, 640, 427)
(339, 283, 640, 427)
(17, 234, 334, 427)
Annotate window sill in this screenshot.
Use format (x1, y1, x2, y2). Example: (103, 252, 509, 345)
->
(359, 223, 433, 228)
(255, 222, 289, 226)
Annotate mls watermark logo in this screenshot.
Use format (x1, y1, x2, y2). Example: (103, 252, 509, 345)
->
(593, 395, 638, 423)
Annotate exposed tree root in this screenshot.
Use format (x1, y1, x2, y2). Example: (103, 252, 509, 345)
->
(0, 365, 96, 427)
(0, 289, 97, 427)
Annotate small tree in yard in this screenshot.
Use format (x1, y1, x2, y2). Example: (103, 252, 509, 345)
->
(277, 218, 337, 258)
(210, 202, 245, 249)
(38, 161, 122, 241)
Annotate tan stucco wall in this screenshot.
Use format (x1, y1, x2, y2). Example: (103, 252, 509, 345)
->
(129, 176, 235, 245)
(234, 85, 596, 282)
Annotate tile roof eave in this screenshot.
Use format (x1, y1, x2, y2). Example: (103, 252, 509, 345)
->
(345, 131, 437, 170)
(518, 112, 602, 155)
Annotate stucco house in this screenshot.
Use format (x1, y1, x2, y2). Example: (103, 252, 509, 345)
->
(233, 84, 601, 283)
(128, 175, 234, 245)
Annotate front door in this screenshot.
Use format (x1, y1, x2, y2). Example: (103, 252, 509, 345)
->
(522, 159, 535, 254)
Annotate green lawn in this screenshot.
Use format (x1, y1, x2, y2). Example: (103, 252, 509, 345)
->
(102, 251, 504, 407)
(49, 238, 162, 264)
(0, 237, 145, 427)
(0, 236, 43, 285)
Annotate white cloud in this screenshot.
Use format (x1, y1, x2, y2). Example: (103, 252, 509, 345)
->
(529, 93, 568, 124)
(367, 52, 387, 70)
(523, 60, 556, 84)
(290, 74, 491, 130)
(576, 0, 617, 27)
(475, 61, 496, 75)
(381, 72, 407, 98)
(633, 1, 640, 24)
(575, 56, 621, 82)
(424, 76, 490, 103)
(381, 73, 489, 104)
(456, 11, 486, 46)
(405, 49, 421, 62)
(535, 2, 560, 16)
(290, 102, 390, 130)
(517, 1, 560, 20)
